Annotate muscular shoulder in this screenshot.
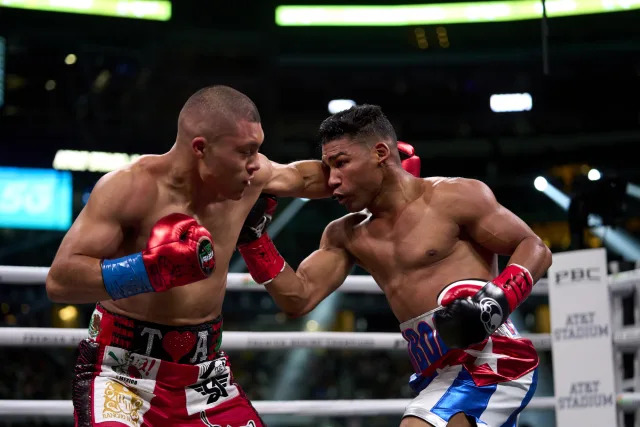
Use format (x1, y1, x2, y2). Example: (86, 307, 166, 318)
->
(427, 177, 497, 220)
(321, 211, 369, 249)
(88, 158, 160, 223)
(429, 177, 491, 197)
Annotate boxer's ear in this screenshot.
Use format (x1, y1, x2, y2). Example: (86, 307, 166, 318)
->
(373, 142, 391, 164)
(192, 137, 206, 158)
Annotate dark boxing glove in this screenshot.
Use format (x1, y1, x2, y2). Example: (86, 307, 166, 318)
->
(101, 213, 215, 300)
(237, 194, 285, 285)
(434, 264, 534, 349)
(398, 141, 421, 177)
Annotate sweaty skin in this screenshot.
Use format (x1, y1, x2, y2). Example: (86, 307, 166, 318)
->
(264, 138, 552, 324)
(46, 120, 330, 325)
(312, 177, 546, 321)
(257, 126, 551, 427)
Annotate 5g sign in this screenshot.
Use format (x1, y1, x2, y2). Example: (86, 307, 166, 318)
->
(0, 167, 72, 230)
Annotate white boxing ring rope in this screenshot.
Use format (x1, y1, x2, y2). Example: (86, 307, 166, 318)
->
(3, 265, 640, 295)
(2, 265, 640, 419)
(1, 398, 568, 418)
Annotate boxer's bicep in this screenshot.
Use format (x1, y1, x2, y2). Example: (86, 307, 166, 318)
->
(471, 206, 538, 256)
(63, 169, 153, 258)
(47, 169, 154, 302)
(263, 159, 330, 199)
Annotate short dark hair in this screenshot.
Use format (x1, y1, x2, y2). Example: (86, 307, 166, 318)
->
(318, 104, 397, 146)
(182, 85, 261, 124)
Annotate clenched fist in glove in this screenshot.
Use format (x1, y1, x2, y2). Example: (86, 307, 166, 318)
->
(434, 264, 533, 349)
(101, 213, 215, 299)
(237, 194, 285, 285)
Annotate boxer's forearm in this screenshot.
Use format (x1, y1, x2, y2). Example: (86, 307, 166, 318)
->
(504, 235, 552, 283)
(46, 255, 112, 303)
(264, 264, 312, 317)
(265, 246, 352, 317)
(264, 160, 331, 199)
(291, 160, 331, 199)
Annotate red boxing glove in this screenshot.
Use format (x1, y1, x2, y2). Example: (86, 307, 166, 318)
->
(437, 281, 484, 306)
(490, 263, 534, 313)
(237, 194, 285, 285)
(434, 265, 533, 348)
(398, 141, 421, 177)
(143, 213, 216, 292)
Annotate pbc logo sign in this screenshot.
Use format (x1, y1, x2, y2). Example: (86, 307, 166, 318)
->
(555, 267, 601, 285)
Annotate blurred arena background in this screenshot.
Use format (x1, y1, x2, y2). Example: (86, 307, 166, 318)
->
(0, 1, 639, 426)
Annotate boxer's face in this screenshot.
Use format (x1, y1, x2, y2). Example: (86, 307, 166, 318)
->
(202, 120, 264, 199)
(322, 137, 383, 212)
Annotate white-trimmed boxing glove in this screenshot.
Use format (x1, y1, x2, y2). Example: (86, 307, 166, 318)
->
(433, 265, 534, 349)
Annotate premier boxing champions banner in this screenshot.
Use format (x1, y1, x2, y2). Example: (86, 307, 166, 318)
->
(548, 248, 617, 426)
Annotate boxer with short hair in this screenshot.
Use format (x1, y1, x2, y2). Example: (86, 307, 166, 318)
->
(46, 85, 331, 426)
(237, 104, 552, 427)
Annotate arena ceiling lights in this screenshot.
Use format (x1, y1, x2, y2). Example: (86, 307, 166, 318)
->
(0, 0, 171, 21)
(276, 0, 640, 26)
(53, 149, 141, 172)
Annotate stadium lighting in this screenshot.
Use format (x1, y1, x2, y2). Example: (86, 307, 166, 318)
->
(52, 149, 141, 172)
(0, 0, 171, 21)
(328, 99, 356, 114)
(588, 168, 601, 181)
(627, 183, 640, 201)
(490, 93, 532, 113)
(275, 1, 640, 26)
(534, 176, 548, 192)
(538, 180, 640, 260)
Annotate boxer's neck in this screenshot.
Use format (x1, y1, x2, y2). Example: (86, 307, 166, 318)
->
(164, 142, 227, 205)
(367, 167, 422, 218)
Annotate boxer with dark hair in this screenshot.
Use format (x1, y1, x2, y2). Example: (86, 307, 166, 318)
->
(238, 104, 552, 427)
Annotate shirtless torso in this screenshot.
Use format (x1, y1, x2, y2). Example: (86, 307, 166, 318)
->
(99, 155, 264, 324)
(242, 114, 551, 426)
(338, 177, 497, 322)
(49, 151, 326, 325)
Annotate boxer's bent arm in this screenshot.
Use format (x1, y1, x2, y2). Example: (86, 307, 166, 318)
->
(46, 169, 154, 303)
(263, 159, 331, 199)
(265, 221, 354, 317)
(448, 178, 552, 281)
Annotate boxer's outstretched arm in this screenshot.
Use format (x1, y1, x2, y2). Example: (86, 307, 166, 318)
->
(46, 169, 153, 303)
(263, 158, 331, 199)
(447, 178, 552, 281)
(265, 219, 355, 317)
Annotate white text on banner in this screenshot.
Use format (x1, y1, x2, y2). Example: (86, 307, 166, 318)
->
(548, 248, 616, 426)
